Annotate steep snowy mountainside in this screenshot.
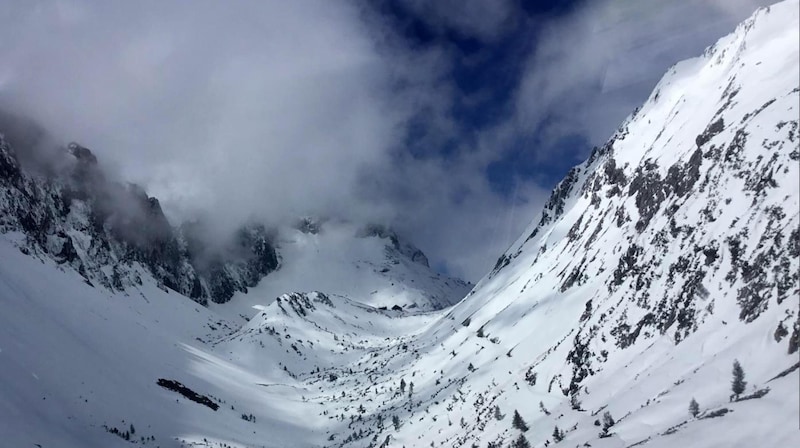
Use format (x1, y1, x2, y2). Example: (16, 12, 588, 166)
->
(328, 2, 799, 447)
(215, 220, 471, 320)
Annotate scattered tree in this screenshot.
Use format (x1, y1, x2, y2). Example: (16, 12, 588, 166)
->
(494, 405, 504, 421)
(539, 401, 551, 415)
(392, 415, 400, 430)
(524, 369, 537, 386)
(600, 411, 615, 437)
(512, 433, 531, 448)
(408, 381, 414, 397)
(512, 410, 529, 432)
(689, 398, 700, 418)
(569, 391, 582, 410)
(602, 411, 615, 430)
(400, 378, 406, 394)
(732, 360, 746, 397)
(552, 425, 564, 442)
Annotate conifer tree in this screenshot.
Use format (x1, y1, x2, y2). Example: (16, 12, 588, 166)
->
(512, 433, 531, 448)
(512, 410, 529, 432)
(552, 425, 564, 442)
(539, 400, 551, 415)
(494, 405, 504, 420)
(732, 360, 746, 397)
(602, 411, 615, 431)
(569, 391, 582, 410)
(689, 397, 700, 417)
(599, 410, 615, 437)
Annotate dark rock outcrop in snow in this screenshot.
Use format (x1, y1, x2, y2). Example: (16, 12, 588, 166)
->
(0, 134, 278, 305)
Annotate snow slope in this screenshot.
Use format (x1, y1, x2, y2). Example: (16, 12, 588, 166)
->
(337, 2, 800, 447)
(0, 2, 798, 448)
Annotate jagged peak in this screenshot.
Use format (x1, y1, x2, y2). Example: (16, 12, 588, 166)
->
(67, 142, 98, 165)
(357, 223, 430, 268)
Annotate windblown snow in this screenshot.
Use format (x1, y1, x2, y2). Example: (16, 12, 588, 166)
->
(0, 2, 798, 448)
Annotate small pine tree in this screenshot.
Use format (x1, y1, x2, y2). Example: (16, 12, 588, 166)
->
(599, 410, 615, 437)
(569, 391, 582, 410)
(732, 360, 746, 397)
(408, 381, 414, 397)
(602, 411, 615, 430)
(400, 378, 406, 394)
(129, 424, 135, 435)
(552, 425, 564, 442)
(494, 405, 504, 420)
(512, 433, 531, 448)
(392, 415, 400, 430)
(512, 410, 529, 432)
(689, 397, 700, 417)
(539, 400, 551, 415)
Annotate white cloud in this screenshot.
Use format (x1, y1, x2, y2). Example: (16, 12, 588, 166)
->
(0, 0, 541, 281)
(0, 0, 774, 282)
(512, 0, 774, 146)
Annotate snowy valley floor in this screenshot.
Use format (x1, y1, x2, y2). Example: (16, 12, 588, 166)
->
(1, 231, 798, 448)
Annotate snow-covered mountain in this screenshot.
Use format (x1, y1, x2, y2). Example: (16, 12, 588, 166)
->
(0, 134, 280, 305)
(0, 2, 798, 448)
(0, 128, 468, 312)
(212, 220, 470, 321)
(361, 2, 800, 446)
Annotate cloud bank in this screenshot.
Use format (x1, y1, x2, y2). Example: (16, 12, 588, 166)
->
(0, 0, 773, 281)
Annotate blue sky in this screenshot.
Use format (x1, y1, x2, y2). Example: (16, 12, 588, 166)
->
(374, 0, 589, 190)
(358, 0, 771, 278)
(0, 0, 773, 280)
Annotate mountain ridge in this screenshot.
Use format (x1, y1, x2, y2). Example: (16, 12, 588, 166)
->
(0, 2, 797, 448)
(0, 132, 466, 310)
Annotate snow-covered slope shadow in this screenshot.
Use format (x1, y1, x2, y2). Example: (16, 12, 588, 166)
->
(0, 232, 330, 447)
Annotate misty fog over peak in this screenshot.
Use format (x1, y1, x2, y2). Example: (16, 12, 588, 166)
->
(0, 0, 772, 281)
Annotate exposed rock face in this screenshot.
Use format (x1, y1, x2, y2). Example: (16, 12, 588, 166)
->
(183, 221, 279, 304)
(0, 136, 278, 305)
